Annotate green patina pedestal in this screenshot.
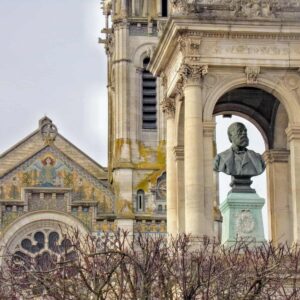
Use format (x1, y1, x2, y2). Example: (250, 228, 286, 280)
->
(220, 192, 265, 245)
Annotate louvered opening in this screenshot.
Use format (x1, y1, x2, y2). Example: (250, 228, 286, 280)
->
(142, 57, 157, 130)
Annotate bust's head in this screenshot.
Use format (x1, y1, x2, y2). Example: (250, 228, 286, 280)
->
(227, 122, 249, 150)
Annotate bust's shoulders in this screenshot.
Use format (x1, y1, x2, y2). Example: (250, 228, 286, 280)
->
(216, 148, 234, 161)
(247, 149, 262, 157)
(218, 148, 233, 157)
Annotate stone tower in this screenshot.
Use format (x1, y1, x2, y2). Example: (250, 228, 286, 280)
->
(100, 0, 169, 233)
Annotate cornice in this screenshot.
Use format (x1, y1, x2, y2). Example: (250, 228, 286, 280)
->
(173, 146, 184, 161)
(263, 149, 290, 164)
(149, 19, 300, 76)
(170, 0, 300, 21)
(203, 121, 216, 137)
(286, 125, 300, 142)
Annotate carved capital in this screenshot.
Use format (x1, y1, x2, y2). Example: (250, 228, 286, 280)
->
(263, 149, 290, 164)
(245, 66, 260, 84)
(161, 97, 176, 119)
(179, 63, 208, 85)
(286, 125, 300, 142)
(173, 146, 184, 161)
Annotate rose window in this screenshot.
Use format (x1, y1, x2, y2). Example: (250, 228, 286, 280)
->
(13, 229, 75, 270)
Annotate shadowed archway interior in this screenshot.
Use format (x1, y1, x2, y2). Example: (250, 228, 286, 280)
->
(214, 87, 280, 149)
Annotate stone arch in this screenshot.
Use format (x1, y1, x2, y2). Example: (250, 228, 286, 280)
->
(0, 211, 89, 261)
(203, 76, 298, 124)
(132, 42, 157, 69)
(204, 75, 294, 244)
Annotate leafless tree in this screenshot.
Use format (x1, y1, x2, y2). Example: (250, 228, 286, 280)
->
(1, 229, 300, 300)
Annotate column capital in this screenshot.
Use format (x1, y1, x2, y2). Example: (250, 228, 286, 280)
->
(203, 121, 216, 137)
(263, 149, 290, 164)
(286, 125, 300, 142)
(173, 146, 184, 161)
(161, 97, 176, 119)
(178, 63, 208, 86)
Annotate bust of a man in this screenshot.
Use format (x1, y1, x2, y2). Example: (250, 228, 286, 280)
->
(214, 122, 265, 177)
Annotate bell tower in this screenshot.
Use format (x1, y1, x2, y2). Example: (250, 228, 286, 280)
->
(100, 0, 169, 232)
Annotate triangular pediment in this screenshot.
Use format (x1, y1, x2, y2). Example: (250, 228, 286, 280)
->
(0, 145, 114, 212)
(0, 117, 107, 180)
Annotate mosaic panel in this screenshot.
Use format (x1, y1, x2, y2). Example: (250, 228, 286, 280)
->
(0, 147, 114, 213)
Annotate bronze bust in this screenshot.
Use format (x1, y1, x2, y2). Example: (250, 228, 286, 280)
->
(214, 122, 266, 193)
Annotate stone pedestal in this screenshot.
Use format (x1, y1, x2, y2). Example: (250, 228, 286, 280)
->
(220, 192, 265, 245)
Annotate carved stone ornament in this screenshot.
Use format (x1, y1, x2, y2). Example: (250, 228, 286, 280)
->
(40, 120, 58, 144)
(170, 0, 300, 20)
(178, 35, 202, 57)
(236, 209, 256, 236)
(175, 80, 184, 100)
(170, 0, 196, 16)
(161, 97, 176, 118)
(233, 0, 276, 18)
(160, 72, 168, 97)
(245, 66, 260, 84)
(102, 0, 112, 16)
(179, 63, 208, 84)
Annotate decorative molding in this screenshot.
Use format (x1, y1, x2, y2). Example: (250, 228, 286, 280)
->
(173, 146, 184, 161)
(170, 0, 300, 20)
(284, 74, 300, 91)
(233, 0, 275, 18)
(286, 125, 300, 142)
(245, 66, 260, 84)
(263, 149, 290, 164)
(174, 80, 184, 101)
(160, 72, 168, 97)
(236, 210, 256, 236)
(178, 35, 202, 57)
(203, 121, 216, 137)
(161, 97, 176, 119)
(178, 63, 208, 85)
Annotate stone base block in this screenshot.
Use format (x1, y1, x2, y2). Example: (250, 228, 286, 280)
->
(220, 192, 265, 245)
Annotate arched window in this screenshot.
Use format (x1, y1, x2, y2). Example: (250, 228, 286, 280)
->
(142, 57, 157, 130)
(136, 190, 145, 212)
(162, 0, 168, 17)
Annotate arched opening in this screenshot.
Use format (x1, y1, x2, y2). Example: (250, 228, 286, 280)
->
(213, 86, 291, 243)
(215, 115, 268, 236)
(136, 189, 145, 212)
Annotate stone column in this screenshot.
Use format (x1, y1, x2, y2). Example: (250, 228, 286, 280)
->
(203, 121, 218, 238)
(161, 97, 177, 236)
(263, 149, 291, 244)
(174, 145, 185, 233)
(286, 125, 300, 243)
(181, 64, 214, 237)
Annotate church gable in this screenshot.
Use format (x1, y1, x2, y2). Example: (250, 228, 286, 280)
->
(0, 146, 113, 208)
(0, 118, 115, 232)
(0, 117, 107, 180)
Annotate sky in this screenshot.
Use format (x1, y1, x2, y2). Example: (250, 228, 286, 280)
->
(0, 1, 268, 236)
(0, 0, 108, 165)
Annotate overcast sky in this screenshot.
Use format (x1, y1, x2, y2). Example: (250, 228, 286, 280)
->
(0, 1, 268, 236)
(0, 0, 107, 165)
